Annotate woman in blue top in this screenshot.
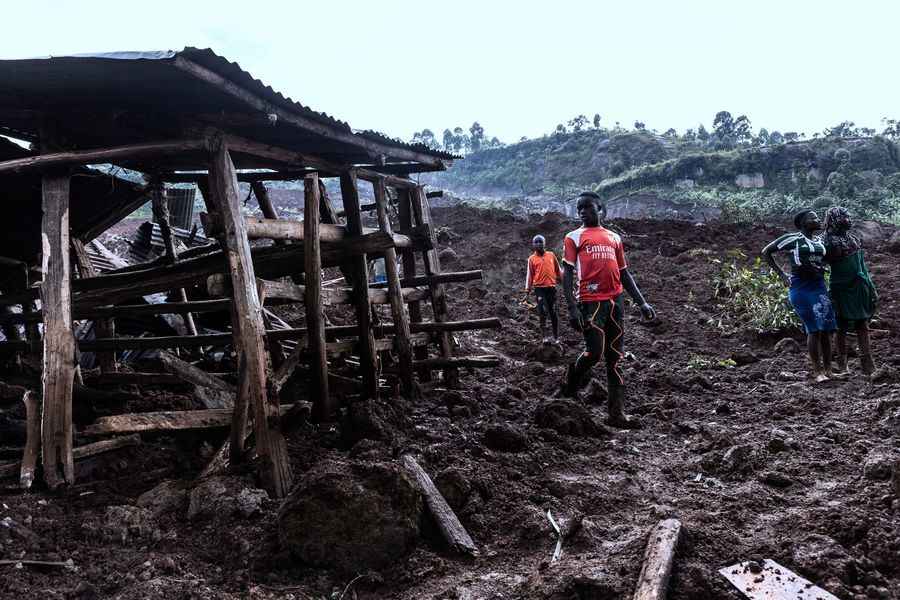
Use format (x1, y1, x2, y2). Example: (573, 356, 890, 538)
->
(762, 209, 837, 383)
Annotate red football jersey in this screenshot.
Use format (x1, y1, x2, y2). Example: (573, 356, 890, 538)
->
(562, 226, 627, 301)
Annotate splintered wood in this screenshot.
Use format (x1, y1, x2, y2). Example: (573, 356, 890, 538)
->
(632, 519, 682, 600)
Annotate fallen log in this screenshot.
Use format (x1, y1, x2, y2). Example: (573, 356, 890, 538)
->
(0, 559, 74, 569)
(401, 454, 477, 556)
(0, 435, 141, 481)
(158, 351, 235, 409)
(632, 518, 682, 600)
(84, 372, 185, 387)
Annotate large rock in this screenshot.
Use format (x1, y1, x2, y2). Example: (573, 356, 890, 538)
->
(534, 399, 607, 437)
(136, 479, 188, 519)
(483, 423, 528, 452)
(187, 475, 268, 521)
(278, 459, 422, 573)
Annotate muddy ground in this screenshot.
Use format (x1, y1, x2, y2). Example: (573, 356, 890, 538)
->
(1, 205, 899, 599)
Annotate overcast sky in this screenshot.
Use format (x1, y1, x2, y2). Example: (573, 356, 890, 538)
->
(4, 0, 898, 143)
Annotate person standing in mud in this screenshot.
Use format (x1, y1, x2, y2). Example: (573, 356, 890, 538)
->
(821, 206, 878, 375)
(560, 192, 655, 429)
(762, 209, 837, 382)
(525, 234, 562, 343)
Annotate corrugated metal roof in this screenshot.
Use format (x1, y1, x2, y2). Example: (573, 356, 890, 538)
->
(2, 48, 459, 163)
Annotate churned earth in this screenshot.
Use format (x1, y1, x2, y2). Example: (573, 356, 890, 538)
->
(1, 205, 899, 600)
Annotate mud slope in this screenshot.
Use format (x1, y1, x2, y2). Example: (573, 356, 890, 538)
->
(1, 205, 898, 600)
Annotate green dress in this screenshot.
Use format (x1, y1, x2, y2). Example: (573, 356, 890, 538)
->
(828, 250, 877, 327)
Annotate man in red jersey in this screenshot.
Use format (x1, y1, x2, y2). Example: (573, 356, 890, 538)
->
(560, 192, 656, 428)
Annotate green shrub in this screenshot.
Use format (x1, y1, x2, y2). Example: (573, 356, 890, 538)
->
(711, 251, 799, 333)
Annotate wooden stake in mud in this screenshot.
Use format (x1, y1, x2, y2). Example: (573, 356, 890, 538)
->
(339, 169, 378, 399)
(208, 135, 292, 498)
(632, 518, 682, 600)
(19, 391, 39, 489)
(150, 177, 198, 337)
(373, 178, 415, 395)
(40, 171, 76, 488)
(71, 238, 117, 372)
(410, 186, 458, 387)
(304, 173, 333, 420)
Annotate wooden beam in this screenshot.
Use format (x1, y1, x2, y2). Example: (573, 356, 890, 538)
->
(251, 181, 286, 248)
(0, 139, 208, 176)
(172, 57, 445, 168)
(304, 173, 332, 421)
(82, 406, 293, 435)
(158, 351, 235, 409)
(397, 188, 429, 381)
(368, 270, 483, 289)
(413, 186, 458, 386)
(208, 135, 291, 498)
(408, 317, 501, 333)
(40, 172, 76, 489)
(373, 177, 414, 395)
(19, 391, 39, 489)
(632, 519, 682, 600)
(410, 355, 499, 369)
(401, 455, 477, 556)
(340, 170, 379, 399)
(84, 372, 185, 387)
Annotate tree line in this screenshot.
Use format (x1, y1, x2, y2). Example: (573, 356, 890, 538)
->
(411, 113, 900, 155)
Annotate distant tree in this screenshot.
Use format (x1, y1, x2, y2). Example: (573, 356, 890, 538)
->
(633, 121, 646, 130)
(733, 115, 752, 144)
(452, 126, 469, 153)
(469, 121, 485, 153)
(519, 136, 529, 143)
(769, 131, 785, 144)
(555, 123, 567, 136)
(783, 131, 799, 142)
(824, 121, 857, 138)
(683, 128, 697, 142)
(756, 128, 770, 146)
(712, 111, 734, 139)
(593, 114, 601, 129)
(663, 128, 677, 139)
(881, 118, 899, 139)
(697, 124, 710, 143)
(859, 127, 876, 137)
(411, 128, 437, 149)
(568, 114, 589, 132)
(442, 128, 454, 151)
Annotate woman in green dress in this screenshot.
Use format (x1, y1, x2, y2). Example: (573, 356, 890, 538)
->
(821, 206, 878, 375)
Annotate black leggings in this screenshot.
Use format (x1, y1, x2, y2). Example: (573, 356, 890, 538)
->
(573, 297, 625, 387)
(534, 287, 559, 337)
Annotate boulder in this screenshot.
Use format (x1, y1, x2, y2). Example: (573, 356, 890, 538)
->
(278, 459, 422, 574)
(863, 453, 895, 480)
(534, 399, 607, 437)
(187, 475, 268, 521)
(136, 479, 189, 519)
(100, 506, 155, 543)
(438, 247, 459, 264)
(483, 423, 528, 452)
(341, 399, 399, 446)
(774, 338, 801, 354)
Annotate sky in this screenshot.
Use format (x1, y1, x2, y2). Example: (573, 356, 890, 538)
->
(3, 0, 898, 144)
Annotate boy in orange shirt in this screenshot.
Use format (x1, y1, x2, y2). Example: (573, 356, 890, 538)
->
(525, 234, 562, 343)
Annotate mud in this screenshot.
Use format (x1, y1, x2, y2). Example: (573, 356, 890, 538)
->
(2, 205, 899, 599)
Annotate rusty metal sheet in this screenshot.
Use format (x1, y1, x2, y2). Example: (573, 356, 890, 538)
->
(719, 559, 840, 600)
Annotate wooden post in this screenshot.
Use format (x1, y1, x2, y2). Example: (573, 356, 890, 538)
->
(411, 186, 458, 386)
(373, 179, 415, 395)
(207, 135, 292, 498)
(71, 239, 117, 372)
(251, 181, 286, 247)
(304, 174, 332, 420)
(150, 178, 198, 337)
(339, 170, 378, 399)
(19, 391, 39, 489)
(397, 188, 430, 381)
(40, 172, 76, 489)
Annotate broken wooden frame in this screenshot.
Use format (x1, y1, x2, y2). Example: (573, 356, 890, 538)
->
(0, 130, 499, 498)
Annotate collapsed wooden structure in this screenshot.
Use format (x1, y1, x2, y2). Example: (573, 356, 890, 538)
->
(0, 49, 500, 497)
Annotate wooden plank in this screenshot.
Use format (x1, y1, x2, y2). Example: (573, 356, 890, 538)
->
(40, 172, 76, 489)
(373, 177, 414, 395)
(632, 519, 682, 600)
(208, 135, 291, 498)
(340, 170, 378, 399)
(412, 186, 458, 386)
(410, 355, 499, 369)
(401, 454, 477, 556)
(304, 173, 332, 421)
(410, 317, 501, 333)
(19, 391, 39, 489)
(71, 238, 117, 372)
(0, 139, 208, 176)
(83, 406, 293, 435)
(368, 270, 483, 289)
(251, 181, 285, 247)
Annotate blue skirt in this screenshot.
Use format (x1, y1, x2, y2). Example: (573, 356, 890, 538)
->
(789, 276, 837, 334)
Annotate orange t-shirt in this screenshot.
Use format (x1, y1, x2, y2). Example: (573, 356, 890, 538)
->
(525, 251, 561, 289)
(562, 226, 627, 301)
